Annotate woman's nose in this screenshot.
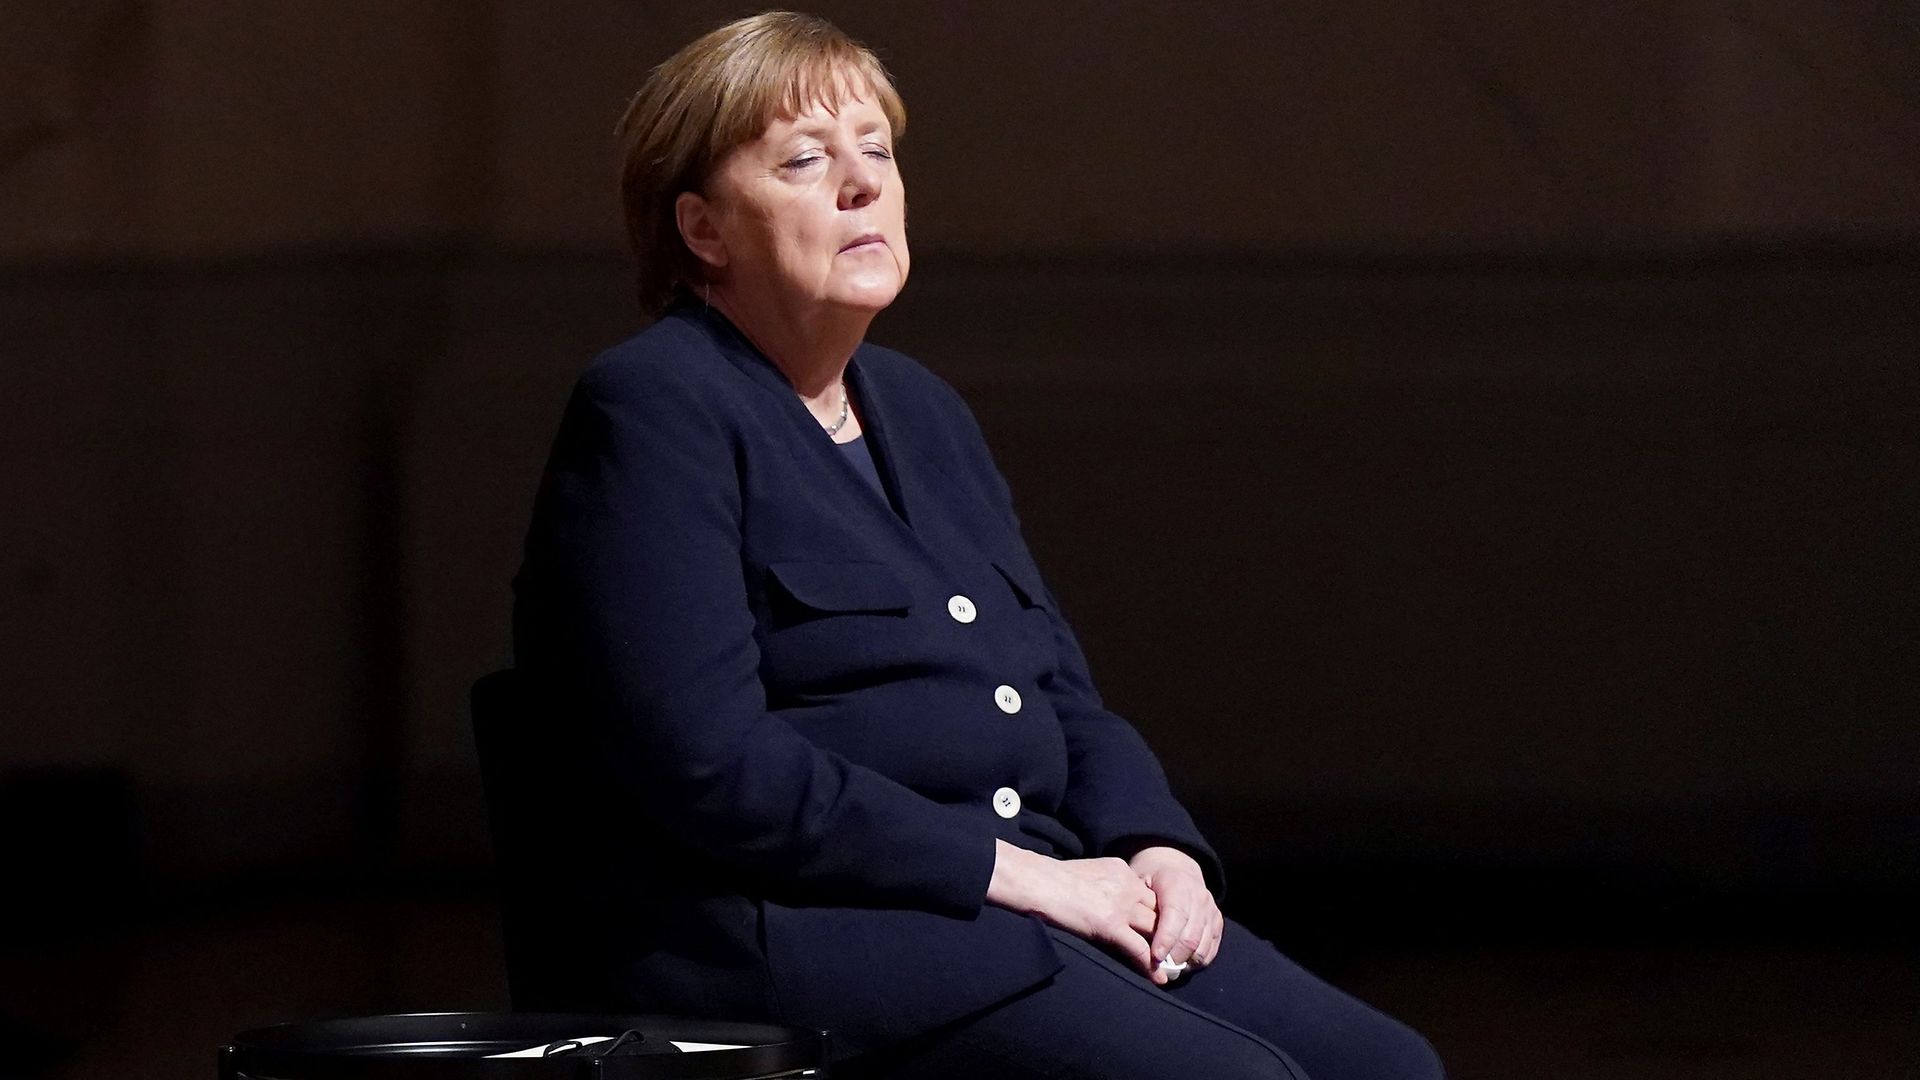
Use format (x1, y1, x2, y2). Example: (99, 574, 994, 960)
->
(838, 155, 881, 210)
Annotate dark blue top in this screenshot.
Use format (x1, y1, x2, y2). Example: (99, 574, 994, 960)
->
(508, 299, 1220, 1054)
(834, 433, 891, 507)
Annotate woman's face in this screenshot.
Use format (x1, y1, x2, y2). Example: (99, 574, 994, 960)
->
(696, 89, 909, 316)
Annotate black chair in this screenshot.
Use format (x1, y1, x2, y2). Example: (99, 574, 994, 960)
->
(215, 684, 829, 1080)
(469, 674, 691, 1013)
(469, 676, 841, 1077)
(470, 669, 570, 1007)
(220, 1011, 828, 1079)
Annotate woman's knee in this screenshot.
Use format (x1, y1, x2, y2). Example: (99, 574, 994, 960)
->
(842, 1030, 1302, 1080)
(1221, 1043, 1312, 1080)
(1377, 1023, 1445, 1080)
(1300, 999, 1444, 1080)
(993, 1018, 1306, 1080)
(1302, 1009, 1441, 1080)
(1165, 1030, 1307, 1080)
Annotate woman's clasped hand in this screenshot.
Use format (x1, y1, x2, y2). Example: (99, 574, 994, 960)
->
(1128, 843, 1226, 976)
(986, 840, 1222, 986)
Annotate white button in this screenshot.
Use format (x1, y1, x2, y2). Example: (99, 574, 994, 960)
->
(994, 685, 1022, 714)
(992, 787, 1021, 818)
(947, 595, 977, 623)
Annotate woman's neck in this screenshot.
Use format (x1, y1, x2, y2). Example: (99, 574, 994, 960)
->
(707, 286, 873, 402)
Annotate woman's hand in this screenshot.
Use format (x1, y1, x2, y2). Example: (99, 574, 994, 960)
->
(986, 840, 1160, 978)
(1127, 845, 1223, 981)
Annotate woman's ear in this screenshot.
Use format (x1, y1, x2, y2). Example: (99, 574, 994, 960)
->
(675, 191, 729, 272)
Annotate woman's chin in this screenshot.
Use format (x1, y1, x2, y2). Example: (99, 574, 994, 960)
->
(826, 276, 905, 314)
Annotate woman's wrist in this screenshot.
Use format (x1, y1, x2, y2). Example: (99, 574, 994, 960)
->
(1126, 844, 1200, 876)
(985, 838, 1049, 912)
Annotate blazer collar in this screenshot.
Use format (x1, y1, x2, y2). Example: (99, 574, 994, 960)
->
(673, 301, 770, 392)
(675, 299, 917, 529)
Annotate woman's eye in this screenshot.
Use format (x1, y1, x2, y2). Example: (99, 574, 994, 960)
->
(781, 148, 889, 170)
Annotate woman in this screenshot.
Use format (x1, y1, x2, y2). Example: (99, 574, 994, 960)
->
(509, 12, 1442, 1079)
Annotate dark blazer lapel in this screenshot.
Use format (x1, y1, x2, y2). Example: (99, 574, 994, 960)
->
(688, 303, 919, 537)
(687, 302, 804, 406)
(845, 349, 913, 528)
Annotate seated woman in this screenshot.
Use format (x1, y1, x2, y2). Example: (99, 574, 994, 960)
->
(508, 11, 1443, 1080)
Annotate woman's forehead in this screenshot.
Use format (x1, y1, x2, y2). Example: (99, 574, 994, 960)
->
(778, 59, 882, 113)
(764, 87, 889, 137)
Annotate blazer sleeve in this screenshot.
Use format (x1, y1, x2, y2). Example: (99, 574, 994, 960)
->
(940, 385, 1227, 900)
(517, 361, 998, 917)
(1033, 578, 1227, 900)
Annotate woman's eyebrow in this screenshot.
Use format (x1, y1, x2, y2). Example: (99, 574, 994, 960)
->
(789, 118, 887, 139)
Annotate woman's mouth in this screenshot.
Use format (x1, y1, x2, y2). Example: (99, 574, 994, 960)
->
(839, 233, 886, 253)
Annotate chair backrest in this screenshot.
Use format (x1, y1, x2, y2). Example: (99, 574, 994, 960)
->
(470, 668, 558, 1004)
(470, 671, 660, 1011)
(470, 668, 530, 870)
(469, 668, 524, 853)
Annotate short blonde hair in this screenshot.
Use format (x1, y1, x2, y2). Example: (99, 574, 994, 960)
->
(616, 11, 908, 319)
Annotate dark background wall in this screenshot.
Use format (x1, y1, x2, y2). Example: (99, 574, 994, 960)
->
(2, 3, 1917, 1077)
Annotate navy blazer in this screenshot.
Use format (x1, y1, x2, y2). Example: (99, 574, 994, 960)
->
(508, 299, 1222, 1056)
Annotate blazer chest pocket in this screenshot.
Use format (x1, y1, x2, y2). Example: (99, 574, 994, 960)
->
(767, 560, 914, 622)
(760, 561, 915, 694)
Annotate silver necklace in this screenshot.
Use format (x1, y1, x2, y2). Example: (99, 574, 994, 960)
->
(822, 382, 851, 436)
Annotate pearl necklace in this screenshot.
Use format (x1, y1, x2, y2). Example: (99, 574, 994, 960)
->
(822, 382, 851, 436)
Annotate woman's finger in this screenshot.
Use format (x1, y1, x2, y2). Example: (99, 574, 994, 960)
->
(1170, 910, 1204, 967)
(1129, 900, 1156, 935)
(1149, 897, 1193, 967)
(1195, 910, 1223, 966)
(1103, 920, 1155, 977)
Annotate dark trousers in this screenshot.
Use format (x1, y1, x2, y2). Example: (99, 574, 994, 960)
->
(833, 918, 1443, 1080)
